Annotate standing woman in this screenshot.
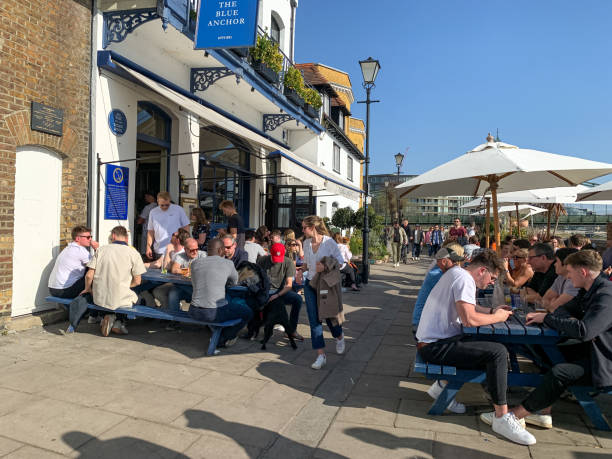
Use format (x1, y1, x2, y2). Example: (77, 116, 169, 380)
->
(190, 207, 209, 251)
(301, 215, 345, 370)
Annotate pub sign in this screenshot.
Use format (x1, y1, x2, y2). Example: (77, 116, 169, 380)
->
(194, 0, 259, 50)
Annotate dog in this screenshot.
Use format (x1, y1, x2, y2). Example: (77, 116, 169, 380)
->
(256, 296, 297, 351)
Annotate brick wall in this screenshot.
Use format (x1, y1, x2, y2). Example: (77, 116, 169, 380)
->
(0, 0, 92, 320)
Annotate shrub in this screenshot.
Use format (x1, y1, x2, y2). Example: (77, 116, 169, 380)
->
(284, 66, 305, 93)
(302, 87, 322, 109)
(250, 34, 283, 73)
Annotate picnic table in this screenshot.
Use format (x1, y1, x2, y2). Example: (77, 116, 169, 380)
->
(141, 268, 248, 296)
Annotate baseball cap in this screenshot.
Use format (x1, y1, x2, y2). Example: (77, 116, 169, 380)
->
(435, 247, 465, 262)
(271, 243, 286, 263)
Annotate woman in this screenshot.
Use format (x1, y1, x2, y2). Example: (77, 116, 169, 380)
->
(255, 225, 270, 250)
(334, 233, 359, 291)
(504, 248, 534, 289)
(285, 238, 305, 288)
(190, 207, 209, 251)
(302, 215, 345, 370)
(424, 227, 433, 256)
(541, 248, 580, 312)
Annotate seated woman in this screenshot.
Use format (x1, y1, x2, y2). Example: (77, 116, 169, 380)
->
(504, 248, 534, 290)
(334, 233, 359, 291)
(190, 207, 209, 251)
(541, 248, 579, 312)
(285, 238, 304, 288)
(255, 225, 270, 252)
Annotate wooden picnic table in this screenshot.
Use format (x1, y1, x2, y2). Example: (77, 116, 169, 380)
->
(141, 269, 247, 295)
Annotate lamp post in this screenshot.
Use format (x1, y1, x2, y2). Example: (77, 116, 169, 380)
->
(358, 57, 380, 284)
(394, 152, 404, 220)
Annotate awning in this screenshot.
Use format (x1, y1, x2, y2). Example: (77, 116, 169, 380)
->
(115, 62, 285, 153)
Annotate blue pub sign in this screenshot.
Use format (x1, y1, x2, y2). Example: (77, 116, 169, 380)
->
(104, 165, 129, 220)
(194, 0, 259, 50)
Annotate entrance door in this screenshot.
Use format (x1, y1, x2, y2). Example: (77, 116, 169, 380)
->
(12, 146, 62, 316)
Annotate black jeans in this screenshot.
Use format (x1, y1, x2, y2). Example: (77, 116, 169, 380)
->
(49, 276, 85, 299)
(418, 335, 509, 406)
(340, 264, 357, 286)
(522, 343, 591, 413)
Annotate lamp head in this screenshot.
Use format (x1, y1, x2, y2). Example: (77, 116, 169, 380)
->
(359, 57, 381, 86)
(394, 152, 404, 168)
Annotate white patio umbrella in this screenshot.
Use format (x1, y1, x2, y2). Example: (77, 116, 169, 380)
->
(576, 180, 612, 202)
(396, 134, 612, 249)
(470, 204, 547, 217)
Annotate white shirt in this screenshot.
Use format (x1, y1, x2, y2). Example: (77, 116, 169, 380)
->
(338, 243, 352, 263)
(48, 242, 92, 289)
(416, 266, 475, 343)
(139, 202, 157, 231)
(244, 240, 266, 263)
(148, 204, 189, 254)
(303, 236, 344, 281)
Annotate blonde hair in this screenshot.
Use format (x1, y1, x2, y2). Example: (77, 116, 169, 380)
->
(443, 241, 464, 257)
(333, 232, 342, 243)
(157, 191, 171, 201)
(283, 229, 296, 240)
(219, 200, 235, 211)
(191, 207, 208, 225)
(302, 215, 330, 237)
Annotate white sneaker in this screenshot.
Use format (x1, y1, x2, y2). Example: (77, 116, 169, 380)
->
(525, 412, 553, 429)
(491, 412, 536, 445)
(426, 381, 466, 414)
(111, 319, 129, 335)
(311, 354, 327, 370)
(273, 324, 285, 332)
(87, 315, 101, 324)
(336, 336, 345, 354)
(480, 411, 526, 428)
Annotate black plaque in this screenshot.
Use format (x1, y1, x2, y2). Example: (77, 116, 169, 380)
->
(31, 101, 63, 136)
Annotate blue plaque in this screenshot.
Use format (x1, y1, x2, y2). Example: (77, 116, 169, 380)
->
(194, 0, 259, 50)
(108, 109, 127, 136)
(104, 165, 129, 220)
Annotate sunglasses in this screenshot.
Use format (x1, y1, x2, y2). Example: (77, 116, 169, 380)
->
(159, 204, 170, 208)
(188, 248, 198, 252)
(223, 245, 233, 249)
(78, 235, 92, 239)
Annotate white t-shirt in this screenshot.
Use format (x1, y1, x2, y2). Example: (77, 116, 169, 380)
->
(416, 266, 476, 343)
(48, 242, 91, 289)
(244, 240, 266, 263)
(148, 204, 189, 254)
(303, 236, 344, 281)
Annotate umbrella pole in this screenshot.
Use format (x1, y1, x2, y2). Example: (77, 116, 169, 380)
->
(491, 181, 501, 253)
(546, 206, 552, 240)
(553, 204, 560, 237)
(515, 202, 520, 238)
(485, 197, 491, 248)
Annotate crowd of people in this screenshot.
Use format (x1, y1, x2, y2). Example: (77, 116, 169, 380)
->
(410, 217, 612, 445)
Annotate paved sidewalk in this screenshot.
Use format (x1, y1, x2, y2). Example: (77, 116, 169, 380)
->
(1, 260, 611, 458)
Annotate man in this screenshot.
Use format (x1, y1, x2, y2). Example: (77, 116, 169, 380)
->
(257, 243, 303, 339)
(467, 222, 476, 238)
(462, 235, 481, 261)
(189, 238, 253, 349)
(222, 234, 248, 268)
(603, 240, 612, 276)
(501, 250, 612, 430)
(244, 230, 266, 263)
(146, 191, 190, 260)
(401, 219, 412, 263)
(389, 221, 408, 268)
(218, 200, 245, 249)
(449, 218, 468, 246)
(49, 225, 99, 299)
(430, 224, 443, 255)
(525, 243, 558, 304)
(137, 191, 157, 254)
(81, 226, 146, 336)
(411, 224, 424, 260)
(416, 250, 536, 445)
(167, 238, 206, 313)
(568, 234, 588, 249)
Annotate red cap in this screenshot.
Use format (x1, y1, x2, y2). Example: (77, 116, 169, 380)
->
(271, 243, 286, 263)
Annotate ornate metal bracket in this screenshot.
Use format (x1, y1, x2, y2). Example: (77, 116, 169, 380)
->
(103, 9, 159, 48)
(190, 67, 240, 92)
(263, 114, 294, 132)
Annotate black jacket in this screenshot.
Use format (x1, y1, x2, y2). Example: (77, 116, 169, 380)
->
(236, 261, 270, 312)
(544, 274, 612, 388)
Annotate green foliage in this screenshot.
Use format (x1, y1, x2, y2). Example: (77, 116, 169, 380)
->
(352, 206, 384, 230)
(331, 207, 355, 230)
(349, 233, 362, 254)
(302, 87, 323, 110)
(250, 34, 283, 73)
(284, 66, 305, 93)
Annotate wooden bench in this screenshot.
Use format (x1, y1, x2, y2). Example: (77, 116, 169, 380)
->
(46, 296, 242, 356)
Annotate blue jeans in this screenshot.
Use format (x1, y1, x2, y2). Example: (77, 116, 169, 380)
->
(188, 299, 253, 344)
(168, 285, 193, 313)
(304, 279, 342, 350)
(282, 290, 302, 332)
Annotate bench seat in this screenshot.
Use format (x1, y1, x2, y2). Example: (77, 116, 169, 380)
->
(46, 296, 241, 356)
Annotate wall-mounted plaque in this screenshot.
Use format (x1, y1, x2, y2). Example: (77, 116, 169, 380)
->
(104, 165, 129, 220)
(108, 109, 127, 136)
(31, 102, 63, 136)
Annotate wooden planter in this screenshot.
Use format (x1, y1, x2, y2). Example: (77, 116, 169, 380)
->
(284, 87, 304, 107)
(252, 61, 279, 84)
(304, 103, 319, 118)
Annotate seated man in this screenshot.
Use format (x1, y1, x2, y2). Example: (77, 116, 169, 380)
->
(222, 234, 248, 268)
(48, 225, 99, 298)
(189, 238, 253, 349)
(524, 243, 558, 304)
(257, 243, 303, 340)
(166, 238, 206, 313)
(541, 248, 579, 312)
(506, 250, 612, 430)
(244, 230, 266, 263)
(81, 226, 146, 336)
(416, 250, 536, 445)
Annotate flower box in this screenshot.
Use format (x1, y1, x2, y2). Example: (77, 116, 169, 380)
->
(304, 103, 319, 118)
(284, 87, 304, 107)
(252, 60, 279, 85)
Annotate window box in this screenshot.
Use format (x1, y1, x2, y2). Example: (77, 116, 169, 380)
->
(284, 87, 304, 108)
(252, 60, 279, 85)
(304, 103, 319, 118)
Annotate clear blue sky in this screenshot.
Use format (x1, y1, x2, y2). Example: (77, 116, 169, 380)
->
(294, 0, 612, 182)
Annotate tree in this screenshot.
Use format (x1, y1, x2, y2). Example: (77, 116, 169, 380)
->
(331, 207, 355, 231)
(352, 206, 384, 230)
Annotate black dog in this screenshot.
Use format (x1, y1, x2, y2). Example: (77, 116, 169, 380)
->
(257, 297, 297, 351)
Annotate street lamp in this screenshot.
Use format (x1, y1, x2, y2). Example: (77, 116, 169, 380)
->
(358, 57, 380, 284)
(394, 152, 404, 219)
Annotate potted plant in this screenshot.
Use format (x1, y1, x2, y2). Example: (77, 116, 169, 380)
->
(249, 34, 283, 84)
(302, 87, 322, 118)
(283, 66, 305, 107)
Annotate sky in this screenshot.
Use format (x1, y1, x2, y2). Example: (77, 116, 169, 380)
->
(294, 0, 612, 182)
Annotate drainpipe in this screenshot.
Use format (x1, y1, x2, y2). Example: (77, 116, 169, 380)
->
(289, 0, 297, 62)
(87, 0, 96, 230)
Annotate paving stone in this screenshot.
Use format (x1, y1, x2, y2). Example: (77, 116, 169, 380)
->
(316, 421, 433, 459)
(433, 432, 530, 459)
(380, 333, 417, 347)
(343, 334, 383, 362)
(364, 344, 415, 376)
(336, 395, 399, 427)
(187, 353, 261, 375)
(244, 359, 329, 392)
(4, 445, 66, 458)
(0, 361, 85, 394)
(526, 412, 599, 447)
(314, 360, 366, 403)
(0, 398, 125, 454)
(352, 374, 430, 400)
(280, 397, 339, 446)
(361, 318, 393, 336)
(386, 325, 413, 336)
(183, 433, 262, 458)
(528, 444, 612, 459)
(108, 358, 209, 390)
(0, 388, 42, 417)
(73, 417, 199, 458)
(182, 370, 268, 402)
(262, 436, 318, 459)
(396, 399, 480, 435)
(246, 381, 312, 414)
(0, 436, 23, 456)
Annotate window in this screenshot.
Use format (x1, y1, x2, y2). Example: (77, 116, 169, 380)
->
(332, 202, 339, 216)
(338, 111, 344, 130)
(347, 156, 353, 181)
(333, 144, 340, 173)
(323, 94, 330, 116)
(271, 15, 281, 44)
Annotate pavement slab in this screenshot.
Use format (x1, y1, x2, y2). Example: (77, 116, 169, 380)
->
(0, 436, 24, 456)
